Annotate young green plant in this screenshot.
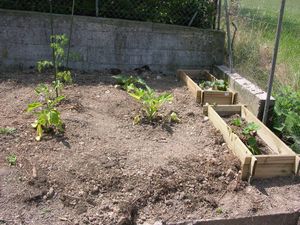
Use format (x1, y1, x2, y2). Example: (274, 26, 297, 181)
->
(242, 122, 261, 155)
(27, 83, 65, 141)
(37, 34, 73, 96)
(128, 84, 173, 123)
(6, 154, 17, 166)
(113, 75, 146, 91)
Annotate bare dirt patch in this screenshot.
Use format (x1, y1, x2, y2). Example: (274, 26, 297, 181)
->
(0, 70, 299, 225)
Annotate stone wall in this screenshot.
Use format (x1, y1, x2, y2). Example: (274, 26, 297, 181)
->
(0, 9, 225, 73)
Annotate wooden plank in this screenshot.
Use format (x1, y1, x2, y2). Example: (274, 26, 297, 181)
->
(241, 157, 252, 180)
(203, 91, 233, 105)
(241, 106, 296, 156)
(248, 156, 258, 183)
(177, 70, 202, 103)
(295, 156, 300, 175)
(203, 104, 242, 116)
(254, 163, 294, 178)
(254, 155, 296, 164)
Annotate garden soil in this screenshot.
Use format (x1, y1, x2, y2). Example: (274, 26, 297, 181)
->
(0, 69, 299, 225)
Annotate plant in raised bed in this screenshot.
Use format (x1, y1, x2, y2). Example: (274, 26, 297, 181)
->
(230, 117, 261, 155)
(199, 79, 228, 91)
(128, 84, 173, 123)
(27, 83, 65, 141)
(113, 74, 146, 91)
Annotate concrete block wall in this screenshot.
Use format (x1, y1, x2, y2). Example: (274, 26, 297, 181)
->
(213, 65, 275, 120)
(0, 9, 225, 74)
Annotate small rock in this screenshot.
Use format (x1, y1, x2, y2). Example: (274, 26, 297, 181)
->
(105, 90, 110, 94)
(203, 116, 209, 122)
(79, 141, 84, 145)
(44, 187, 55, 200)
(91, 186, 99, 195)
(156, 75, 162, 80)
(114, 84, 121, 89)
(153, 221, 165, 225)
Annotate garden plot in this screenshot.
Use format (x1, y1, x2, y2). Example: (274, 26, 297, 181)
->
(177, 69, 236, 105)
(0, 70, 300, 225)
(204, 105, 300, 181)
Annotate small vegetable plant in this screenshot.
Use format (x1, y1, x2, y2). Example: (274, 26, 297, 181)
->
(113, 75, 146, 91)
(37, 34, 73, 96)
(6, 154, 17, 166)
(230, 117, 261, 155)
(242, 122, 261, 155)
(27, 83, 65, 141)
(128, 84, 173, 123)
(199, 79, 228, 91)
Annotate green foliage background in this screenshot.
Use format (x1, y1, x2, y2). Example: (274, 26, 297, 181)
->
(0, 0, 217, 29)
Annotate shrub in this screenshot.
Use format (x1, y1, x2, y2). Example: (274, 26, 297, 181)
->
(272, 86, 300, 153)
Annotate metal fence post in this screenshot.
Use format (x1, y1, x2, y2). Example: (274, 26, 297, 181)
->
(95, 0, 99, 17)
(217, 0, 222, 30)
(262, 0, 286, 124)
(224, 0, 233, 73)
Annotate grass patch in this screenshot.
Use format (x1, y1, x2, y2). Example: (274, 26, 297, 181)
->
(0, 127, 16, 135)
(232, 0, 300, 91)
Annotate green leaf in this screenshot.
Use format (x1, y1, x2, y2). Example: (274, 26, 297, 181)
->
(27, 102, 43, 112)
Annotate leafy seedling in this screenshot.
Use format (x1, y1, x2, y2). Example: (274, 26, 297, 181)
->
(242, 122, 261, 155)
(242, 122, 260, 136)
(113, 75, 146, 91)
(0, 127, 16, 135)
(128, 84, 173, 122)
(231, 118, 242, 127)
(170, 112, 180, 123)
(199, 81, 214, 90)
(213, 79, 228, 91)
(216, 207, 223, 214)
(27, 83, 65, 141)
(6, 154, 17, 166)
(199, 79, 228, 91)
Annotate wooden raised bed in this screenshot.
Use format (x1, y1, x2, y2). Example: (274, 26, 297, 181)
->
(204, 105, 300, 181)
(177, 69, 236, 105)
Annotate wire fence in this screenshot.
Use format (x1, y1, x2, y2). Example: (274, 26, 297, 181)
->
(222, 0, 300, 153)
(0, 0, 219, 29)
(221, 0, 300, 91)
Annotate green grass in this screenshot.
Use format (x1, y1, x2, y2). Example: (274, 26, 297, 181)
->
(233, 0, 300, 91)
(0, 127, 16, 135)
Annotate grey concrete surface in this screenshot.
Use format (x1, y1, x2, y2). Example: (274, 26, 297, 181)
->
(0, 9, 225, 74)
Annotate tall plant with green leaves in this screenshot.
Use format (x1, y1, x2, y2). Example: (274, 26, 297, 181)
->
(27, 83, 65, 141)
(273, 87, 300, 153)
(37, 34, 73, 96)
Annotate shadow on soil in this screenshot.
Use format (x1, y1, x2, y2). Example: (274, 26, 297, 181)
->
(0, 68, 184, 92)
(252, 176, 300, 196)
